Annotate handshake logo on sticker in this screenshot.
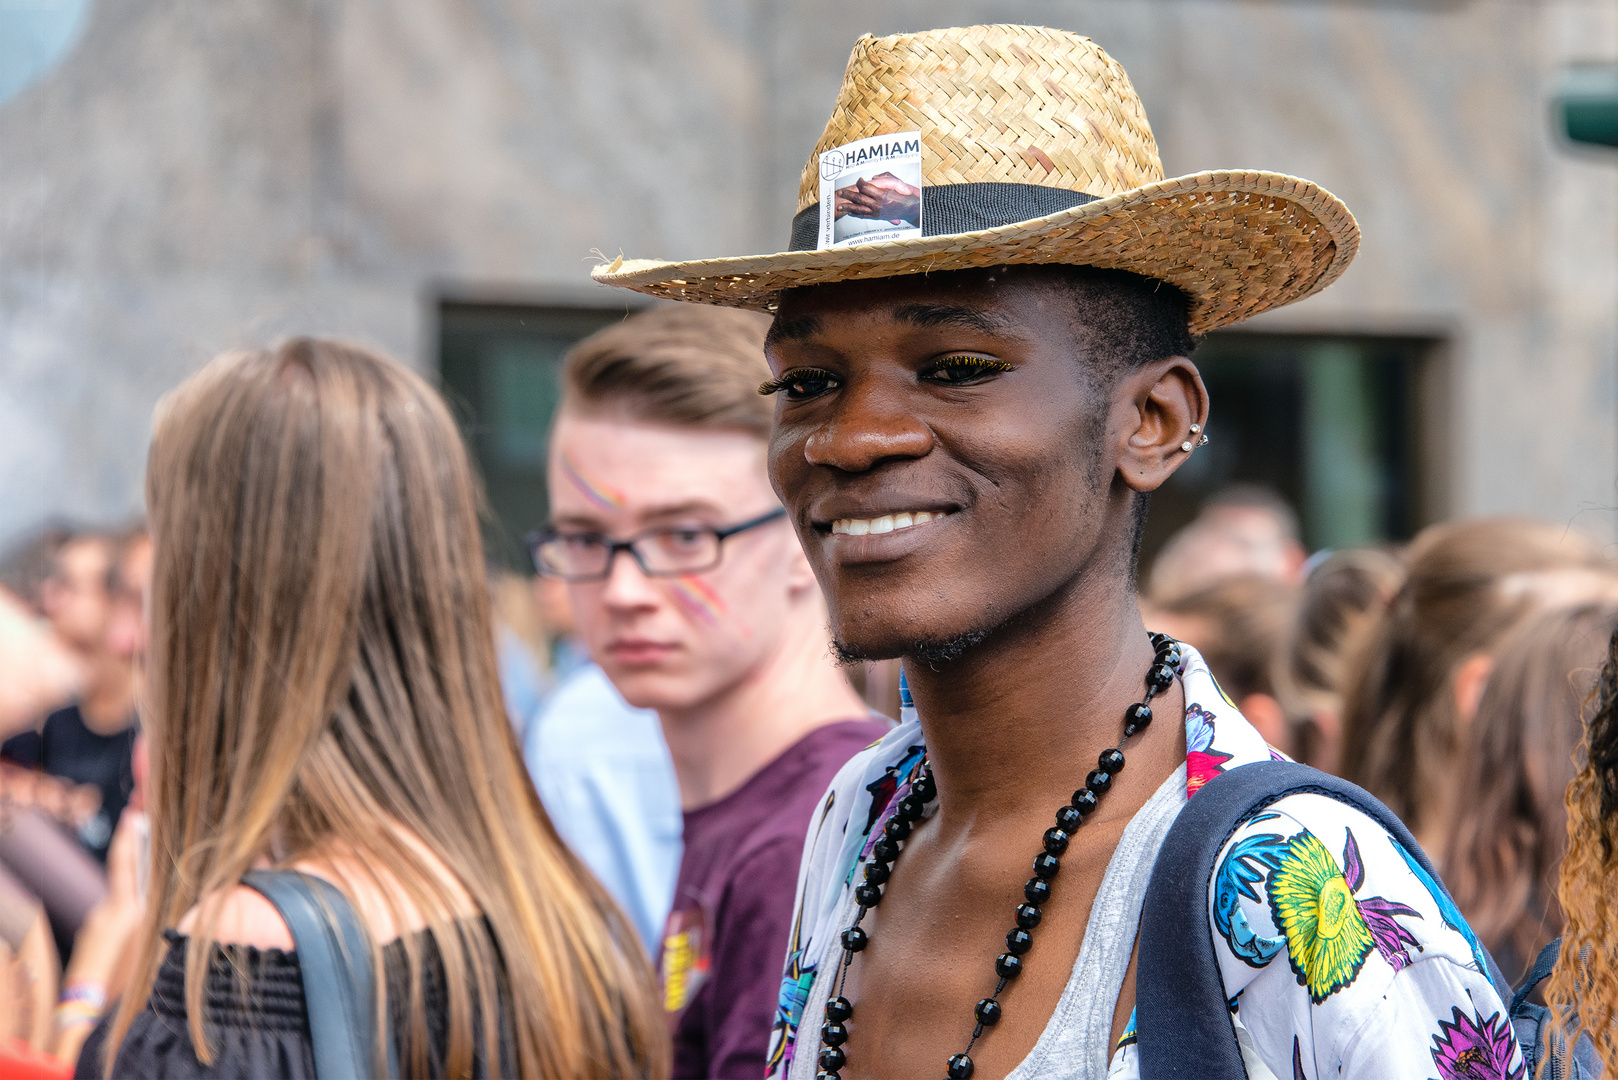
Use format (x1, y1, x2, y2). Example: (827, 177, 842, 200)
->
(818, 132, 923, 249)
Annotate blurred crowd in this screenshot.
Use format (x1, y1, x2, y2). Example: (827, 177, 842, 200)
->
(0, 322, 1615, 1076)
(0, 525, 150, 1070)
(1140, 491, 1618, 991)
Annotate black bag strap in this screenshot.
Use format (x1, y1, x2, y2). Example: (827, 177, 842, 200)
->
(1138, 760, 1509, 1079)
(1512, 937, 1563, 1014)
(241, 869, 399, 1080)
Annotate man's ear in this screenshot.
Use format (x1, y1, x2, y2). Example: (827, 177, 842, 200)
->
(1452, 652, 1494, 728)
(1114, 357, 1209, 494)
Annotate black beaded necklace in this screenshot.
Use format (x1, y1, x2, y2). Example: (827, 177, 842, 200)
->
(813, 633, 1183, 1080)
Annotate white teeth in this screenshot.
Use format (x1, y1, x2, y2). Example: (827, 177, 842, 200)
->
(830, 510, 948, 536)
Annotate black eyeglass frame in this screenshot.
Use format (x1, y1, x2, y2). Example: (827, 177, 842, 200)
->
(526, 508, 788, 582)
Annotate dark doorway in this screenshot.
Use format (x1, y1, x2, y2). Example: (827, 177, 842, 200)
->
(438, 301, 643, 570)
(1138, 332, 1439, 570)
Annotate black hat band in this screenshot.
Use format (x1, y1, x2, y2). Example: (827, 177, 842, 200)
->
(788, 182, 1098, 252)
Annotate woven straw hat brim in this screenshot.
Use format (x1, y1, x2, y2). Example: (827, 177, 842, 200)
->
(593, 169, 1357, 336)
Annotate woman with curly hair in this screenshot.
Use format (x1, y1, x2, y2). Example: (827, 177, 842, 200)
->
(1543, 618, 1618, 1076)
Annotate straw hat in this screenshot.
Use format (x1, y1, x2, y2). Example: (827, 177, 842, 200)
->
(592, 24, 1358, 334)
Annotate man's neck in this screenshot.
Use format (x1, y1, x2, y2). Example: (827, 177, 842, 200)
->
(904, 570, 1181, 827)
(658, 616, 869, 812)
(77, 650, 135, 736)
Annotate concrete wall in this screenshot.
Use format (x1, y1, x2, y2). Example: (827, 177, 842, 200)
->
(1, 0, 1615, 545)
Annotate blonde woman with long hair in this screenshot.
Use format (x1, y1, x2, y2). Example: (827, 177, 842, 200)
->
(78, 339, 667, 1078)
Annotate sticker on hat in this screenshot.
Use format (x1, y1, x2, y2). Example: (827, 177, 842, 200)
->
(818, 131, 922, 249)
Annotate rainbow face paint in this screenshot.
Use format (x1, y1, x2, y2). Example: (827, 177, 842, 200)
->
(560, 452, 627, 510)
(671, 573, 727, 626)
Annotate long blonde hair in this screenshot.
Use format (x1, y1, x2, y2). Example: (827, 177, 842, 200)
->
(107, 339, 667, 1077)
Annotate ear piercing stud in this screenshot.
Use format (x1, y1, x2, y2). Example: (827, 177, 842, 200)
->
(1180, 424, 1209, 452)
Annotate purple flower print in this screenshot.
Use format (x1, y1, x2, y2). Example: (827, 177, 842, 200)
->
(1341, 830, 1421, 971)
(1428, 1005, 1526, 1080)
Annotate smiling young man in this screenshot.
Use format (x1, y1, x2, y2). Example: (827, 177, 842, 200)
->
(594, 25, 1524, 1080)
(533, 304, 886, 1080)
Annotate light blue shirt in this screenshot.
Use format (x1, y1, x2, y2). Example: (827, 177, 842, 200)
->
(497, 626, 551, 745)
(523, 664, 682, 956)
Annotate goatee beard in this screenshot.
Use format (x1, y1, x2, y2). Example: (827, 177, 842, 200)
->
(832, 626, 993, 668)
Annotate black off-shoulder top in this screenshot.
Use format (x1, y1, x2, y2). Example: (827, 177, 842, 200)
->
(75, 924, 516, 1079)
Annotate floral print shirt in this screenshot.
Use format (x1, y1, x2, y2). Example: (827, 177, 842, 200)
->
(765, 644, 1524, 1080)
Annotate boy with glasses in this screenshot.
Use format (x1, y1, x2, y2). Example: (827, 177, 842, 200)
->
(532, 304, 887, 1080)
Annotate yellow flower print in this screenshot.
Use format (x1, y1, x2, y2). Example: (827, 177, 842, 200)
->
(1267, 831, 1375, 1002)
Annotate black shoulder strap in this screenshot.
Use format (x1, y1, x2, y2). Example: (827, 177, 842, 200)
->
(241, 869, 399, 1080)
(1137, 760, 1508, 1079)
(1513, 937, 1563, 1015)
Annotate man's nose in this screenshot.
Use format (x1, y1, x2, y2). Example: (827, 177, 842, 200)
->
(599, 546, 662, 611)
(803, 379, 933, 472)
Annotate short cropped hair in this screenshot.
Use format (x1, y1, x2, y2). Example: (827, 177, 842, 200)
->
(562, 304, 775, 437)
(1032, 265, 1197, 385)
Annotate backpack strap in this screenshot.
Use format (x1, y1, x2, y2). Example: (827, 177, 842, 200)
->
(1512, 937, 1563, 1015)
(1508, 937, 1563, 1078)
(1137, 760, 1508, 1079)
(240, 869, 400, 1080)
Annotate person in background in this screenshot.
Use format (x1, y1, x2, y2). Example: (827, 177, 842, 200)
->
(1145, 484, 1307, 604)
(1145, 573, 1299, 754)
(1543, 615, 1618, 1078)
(1341, 516, 1611, 856)
(1444, 603, 1618, 983)
(81, 338, 666, 1078)
(1271, 547, 1405, 774)
(2, 531, 138, 862)
(100, 532, 150, 684)
(0, 575, 92, 1064)
(0, 808, 143, 1080)
(0, 744, 147, 1073)
(533, 304, 886, 1080)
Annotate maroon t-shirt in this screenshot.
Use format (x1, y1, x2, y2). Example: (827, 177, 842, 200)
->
(660, 718, 890, 1080)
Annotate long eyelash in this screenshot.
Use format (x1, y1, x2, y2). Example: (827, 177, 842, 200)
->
(758, 367, 837, 396)
(934, 355, 1013, 372)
